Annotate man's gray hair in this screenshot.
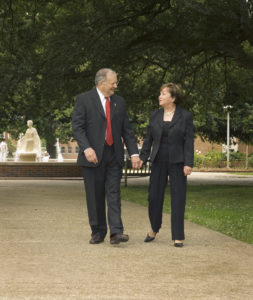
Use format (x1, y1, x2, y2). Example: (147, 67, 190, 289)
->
(95, 68, 116, 85)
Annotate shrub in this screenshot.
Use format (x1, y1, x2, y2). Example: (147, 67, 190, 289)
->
(194, 152, 204, 168)
(248, 156, 253, 168)
(229, 151, 246, 161)
(203, 151, 226, 168)
(194, 151, 225, 168)
(193, 151, 249, 168)
(248, 152, 253, 158)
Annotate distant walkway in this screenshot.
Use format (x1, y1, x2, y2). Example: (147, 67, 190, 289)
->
(126, 172, 253, 186)
(0, 180, 252, 299)
(1, 171, 253, 186)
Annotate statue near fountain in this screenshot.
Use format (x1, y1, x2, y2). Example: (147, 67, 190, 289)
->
(15, 120, 42, 161)
(0, 140, 8, 162)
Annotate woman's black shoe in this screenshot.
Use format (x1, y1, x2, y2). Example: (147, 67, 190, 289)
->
(144, 234, 155, 243)
(174, 242, 184, 247)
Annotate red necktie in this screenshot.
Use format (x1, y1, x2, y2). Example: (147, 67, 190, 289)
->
(105, 97, 113, 146)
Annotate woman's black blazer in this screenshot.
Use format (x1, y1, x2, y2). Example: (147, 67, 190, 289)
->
(140, 106, 194, 167)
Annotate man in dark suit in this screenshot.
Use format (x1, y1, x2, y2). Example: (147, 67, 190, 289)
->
(72, 68, 140, 245)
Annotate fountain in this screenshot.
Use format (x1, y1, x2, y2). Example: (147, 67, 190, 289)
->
(55, 138, 63, 162)
(0, 140, 8, 162)
(0, 123, 81, 178)
(42, 149, 50, 162)
(15, 120, 42, 161)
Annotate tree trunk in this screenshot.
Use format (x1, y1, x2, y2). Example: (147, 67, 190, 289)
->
(245, 144, 248, 169)
(45, 135, 56, 159)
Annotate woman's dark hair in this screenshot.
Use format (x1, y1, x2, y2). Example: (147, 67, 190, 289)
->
(160, 83, 183, 104)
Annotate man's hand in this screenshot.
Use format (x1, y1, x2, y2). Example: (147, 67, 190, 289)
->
(84, 148, 98, 164)
(139, 160, 144, 168)
(131, 156, 141, 169)
(184, 166, 192, 176)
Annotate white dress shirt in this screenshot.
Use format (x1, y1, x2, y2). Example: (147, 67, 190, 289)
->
(96, 87, 108, 114)
(96, 87, 139, 157)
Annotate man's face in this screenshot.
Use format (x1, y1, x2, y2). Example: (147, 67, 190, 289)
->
(99, 72, 118, 97)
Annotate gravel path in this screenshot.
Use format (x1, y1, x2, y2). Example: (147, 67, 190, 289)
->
(0, 178, 252, 299)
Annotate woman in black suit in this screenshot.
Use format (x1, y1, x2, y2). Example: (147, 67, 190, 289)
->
(140, 83, 194, 247)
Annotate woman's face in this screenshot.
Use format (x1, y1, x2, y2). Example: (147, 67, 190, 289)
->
(159, 88, 175, 107)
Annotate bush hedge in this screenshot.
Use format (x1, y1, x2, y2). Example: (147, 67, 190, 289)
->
(194, 151, 253, 168)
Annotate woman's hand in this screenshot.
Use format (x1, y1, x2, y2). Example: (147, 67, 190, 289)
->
(184, 166, 192, 176)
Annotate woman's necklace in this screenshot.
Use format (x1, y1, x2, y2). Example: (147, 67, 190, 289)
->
(165, 109, 175, 116)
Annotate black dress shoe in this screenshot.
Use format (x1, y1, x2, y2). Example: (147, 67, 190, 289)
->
(89, 234, 104, 244)
(144, 234, 155, 243)
(110, 233, 129, 244)
(174, 242, 184, 247)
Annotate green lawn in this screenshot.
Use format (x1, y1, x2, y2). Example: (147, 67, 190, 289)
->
(227, 172, 253, 175)
(121, 185, 253, 244)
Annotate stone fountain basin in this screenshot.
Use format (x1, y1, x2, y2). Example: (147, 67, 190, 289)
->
(17, 152, 37, 161)
(0, 160, 81, 177)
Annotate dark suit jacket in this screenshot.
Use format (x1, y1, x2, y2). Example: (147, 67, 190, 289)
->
(140, 106, 194, 167)
(72, 88, 138, 167)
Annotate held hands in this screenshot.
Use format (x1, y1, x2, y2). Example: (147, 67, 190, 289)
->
(130, 156, 140, 169)
(84, 148, 98, 164)
(184, 166, 192, 176)
(130, 156, 144, 169)
(84, 149, 144, 169)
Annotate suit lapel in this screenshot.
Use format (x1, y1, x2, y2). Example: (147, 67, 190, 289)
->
(151, 109, 163, 141)
(110, 97, 117, 120)
(168, 106, 182, 128)
(92, 89, 106, 119)
(157, 109, 164, 128)
(92, 89, 116, 120)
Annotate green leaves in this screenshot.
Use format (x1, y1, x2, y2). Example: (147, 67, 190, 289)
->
(0, 0, 252, 147)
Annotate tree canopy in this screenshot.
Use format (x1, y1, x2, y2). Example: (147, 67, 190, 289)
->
(0, 0, 253, 155)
